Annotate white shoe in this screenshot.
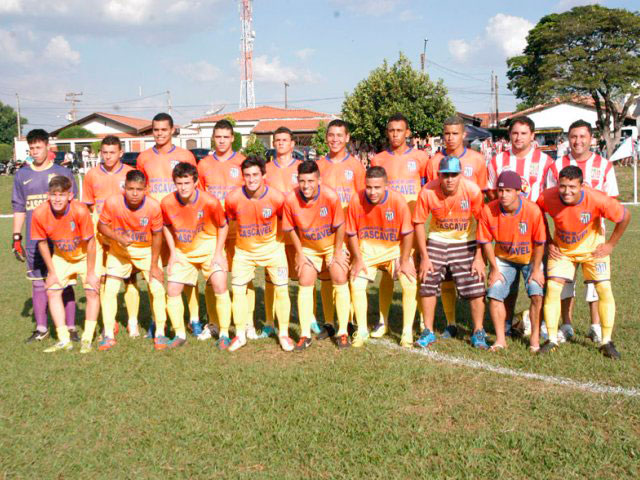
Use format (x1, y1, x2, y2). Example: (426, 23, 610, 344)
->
(228, 335, 247, 352)
(278, 335, 294, 352)
(558, 324, 574, 344)
(587, 324, 602, 344)
(197, 324, 214, 341)
(246, 326, 260, 340)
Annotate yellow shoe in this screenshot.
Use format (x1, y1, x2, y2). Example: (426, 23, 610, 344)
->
(79, 340, 92, 354)
(400, 334, 413, 348)
(352, 332, 369, 348)
(43, 341, 73, 353)
(370, 323, 387, 338)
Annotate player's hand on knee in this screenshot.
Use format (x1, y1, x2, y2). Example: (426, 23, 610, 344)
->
(488, 268, 504, 287)
(529, 268, 545, 287)
(45, 273, 60, 290)
(471, 258, 486, 281)
(350, 258, 367, 280)
(150, 265, 164, 284)
(419, 257, 434, 283)
(87, 272, 101, 292)
(12, 234, 25, 262)
(399, 258, 416, 280)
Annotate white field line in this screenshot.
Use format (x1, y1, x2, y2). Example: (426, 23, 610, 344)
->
(372, 339, 640, 398)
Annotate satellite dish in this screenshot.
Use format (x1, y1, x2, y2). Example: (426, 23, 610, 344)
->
(205, 104, 225, 115)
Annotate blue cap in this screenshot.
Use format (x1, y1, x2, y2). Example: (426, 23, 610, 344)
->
(438, 156, 462, 174)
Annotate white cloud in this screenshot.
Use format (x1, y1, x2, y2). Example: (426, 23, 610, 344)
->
(43, 35, 80, 65)
(0, 0, 22, 13)
(331, 0, 401, 17)
(253, 55, 299, 83)
(0, 29, 33, 63)
(178, 60, 221, 83)
(555, 0, 601, 12)
(295, 48, 315, 60)
(398, 9, 421, 22)
(448, 39, 472, 63)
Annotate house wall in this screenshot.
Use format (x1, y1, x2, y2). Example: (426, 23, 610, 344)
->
(81, 119, 137, 135)
(528, 104, 599, 132)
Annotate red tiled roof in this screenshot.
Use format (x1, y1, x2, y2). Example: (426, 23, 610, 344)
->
(473, 112, 514, 128)
(193, 106, 331, 123)
(251, 119, 332, 134)
(94, 112, 151, 131)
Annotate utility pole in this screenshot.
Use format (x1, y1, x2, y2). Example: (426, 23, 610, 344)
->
(421, 37, 428, 73)
(284, 82, 289, 109)
(167, 90, 172, 115)
(490, 72, 495, 127)
(65, 91, 83, 122)
(15, 93, 22, 140)
(494, 74, 499, 128)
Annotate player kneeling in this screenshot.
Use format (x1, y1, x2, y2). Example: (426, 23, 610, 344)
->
(161, 162, 232, 350)
(31, 176, 100, 353)
(282, 160, 351, 350)
(346, 166, 417, 348)
(98, 170, 173, 351)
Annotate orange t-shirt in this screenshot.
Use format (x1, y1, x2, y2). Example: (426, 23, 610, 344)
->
(370, 147, 429, 212)
(317, 153, 366, 208)
(346, 189, 413, 262)
(197, 151, 246, 205)
(161, 190, 226, 253)
(82, 163, 133, 216)
(477, 198, 546, 264)
(282, 185, 344, 252)
(99, 194, 163, 255)
(536, 186, 625, 255)
(136, 145, 197, 202)
(31, 200, 94, 262)
(224, 186, 285, 255)
(265, 157, 301, 194)
(427, 148, 488, 190)
(413, 178, 484, 243)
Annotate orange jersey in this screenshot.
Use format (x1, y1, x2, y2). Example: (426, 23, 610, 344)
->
(413, 178, 484, 243)
(82, 163, 133, 216)
(317, 153, 366, 208)
(427, 148, 488, 190)
(197, 151, 246, 205)
(99, 194, 163, 254)
(477, 198, 546, 264)
(282, 186, 344, 252)
(136, 145, 197, 202)
(370, 147, 429, 211)
(31, 200, 94, 262)
(224, 186, 285, 255)
(346, 189, 413, 261)
(161, 190, 226, 253)
(536, 186, 626, 255)
(265, 157, 301, 194)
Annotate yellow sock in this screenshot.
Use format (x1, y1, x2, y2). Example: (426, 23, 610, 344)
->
(350, 277, 369, 336)
(232, 285, 248, 333)
(215, 291, 232, 337)
(123, 281, 140, 323)
(399, 274, 418, 337)
(379, 271, 393, 325)
(101, 277, 121, 338)
(298, 285, 314, 337)
(205, 283, 218, 327)
(148, 278, 167, 337)
(264, 281, 275, 327)
(320, 280, 334, 325)
(167, 294, 186, 338)
(594, 281, 615, 344)
(274, 285, 291, 336)
(543, 279, 563, 343)
(441, 280, 457, 325)
(334, 283, 351, 335)
(56, 325, 70, 343)
(184, 284, 200, 324)
(247, 282, 256, 326)
(81, 320, 98, 342)
(311, 285, 317, 324)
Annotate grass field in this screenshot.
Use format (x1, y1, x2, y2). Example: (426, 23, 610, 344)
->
(1, 176, 639, 478)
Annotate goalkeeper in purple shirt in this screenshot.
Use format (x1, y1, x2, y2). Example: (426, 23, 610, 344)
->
(12, 129, 79, 343)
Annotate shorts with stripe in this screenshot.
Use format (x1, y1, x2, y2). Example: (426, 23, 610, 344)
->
(419, 239, 485, 299)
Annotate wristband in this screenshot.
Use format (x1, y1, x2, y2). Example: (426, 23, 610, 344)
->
(13, 233, 22, 241)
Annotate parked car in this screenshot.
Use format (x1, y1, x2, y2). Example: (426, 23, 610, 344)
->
(189, 148, 211, 163)
(265, 149, 306, 163)
(121, 152, 140, 168)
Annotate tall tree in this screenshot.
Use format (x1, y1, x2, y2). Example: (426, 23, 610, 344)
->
(342, 53, 455, 149)
(0, 101, 27, 144)
(507, 5, 640, 157)
(311, 121, 328, 156)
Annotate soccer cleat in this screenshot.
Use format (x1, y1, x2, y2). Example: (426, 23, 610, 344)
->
(98, 337, 116, 351)
(316, 324, 336, 341)
(415, 328, 436, 349)
(43, 341, 73, 353)
(258, 325, 277, 339)
(279, 335, 295, 352)
(370, 323, 387, 338)
(246, 326, 260, 340)
(470, 329, 489, 350)
(79, 340, 92, 354)
(228, 335, 247, 352)
(197, 323, 218, 341)
(599, 341, 621, 360)
(351, 332, 369, 348)
(216, 336, 231, 351)
(168, 337, 187, 349)
(69, 329, 81, 343)
(154, 336, 170, 351)
(587, 325, 602, 344)
(128, 323, 140, 338)
(537, 340, 559, 355)
(189, 321, 203, 337)
(441, 325, 458, 339)
(294, 336, 312, 352)
(400, 333, 413, 348)
(310, 321, 322, 335)
(336, 334, 351, 349)
(25, 329, 50, 343)
(557, 324, 575, 344)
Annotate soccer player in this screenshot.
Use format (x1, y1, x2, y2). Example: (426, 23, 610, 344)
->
(369, 113, 429, 339)
(161, 163, 231, 349)
(413, 156, 487, 349)
(282, 160, 351, 349)
(31, 176, 100, 353)
(346, 166, 417, 348)
(136, 112, 201, 336)
(82, 136, 140, 337)
(536, 166, 630, 359)
(478, 171, 546, 351)
(425, 117, 488, 339)
(98, 170, 174, 351)
(225, 157, 293, 352)
(12, 129, 78, 343)
(545, 120, 619, 344)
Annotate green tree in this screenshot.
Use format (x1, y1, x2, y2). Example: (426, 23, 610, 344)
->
(342, 52, 455, 149)
(57, 126, 95, 139)
(506, 5, 640, 157)
(0, 143, 13, 162)
(212, 115, 243, 151)
(311, 121, 329, 156)
(0, 101, 27, 144)
(242, 134, 266, 160)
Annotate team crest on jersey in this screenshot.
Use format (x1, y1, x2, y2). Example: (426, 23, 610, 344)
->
(319, 207, 328, 217)
(385, 210, 395, 221)
(407, 161, 417, 172)
(262, 207, 273, 219)
(464, 166, 473, 178)
(521, 176, 531, 194)
(170, 160, 179, 170)
(591, 167, 601, 180)
(197, 210, 204, 220)
(518, 222, 527, 234)
(580, 212, 591, 224)
(69, 221, 76, 232)
(344, 169, 353, 180)
(460, 200, 469, 210)
(230, 167, 240, 178)
(140, 217, 149, 227)
(277, 267, 288, 281)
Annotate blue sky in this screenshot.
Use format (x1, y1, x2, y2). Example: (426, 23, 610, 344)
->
(0, 0, 636, 131)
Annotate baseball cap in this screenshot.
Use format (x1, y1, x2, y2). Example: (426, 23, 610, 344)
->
(438, 156, 462, 174)
(497, 170, 522, 190)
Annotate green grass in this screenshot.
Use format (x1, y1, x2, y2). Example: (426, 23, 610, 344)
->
(1, 180, 640, 478)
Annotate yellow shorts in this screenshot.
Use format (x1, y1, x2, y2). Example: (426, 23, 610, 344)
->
(547, 250, 610, 283)
(356, 248, 407, 282)
(105, 246, 159, 283)
(167, 243, 225, 286)
(231, 245, 288, 287)
(48, 254, 94, 291)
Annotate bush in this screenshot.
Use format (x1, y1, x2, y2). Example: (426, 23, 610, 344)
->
(0, 143, 12, 162)
(242, 134, 266, 160)
(57, 126, 94, 139)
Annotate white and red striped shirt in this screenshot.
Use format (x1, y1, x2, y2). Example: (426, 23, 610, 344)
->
(488, 148, 553, 202)
(546, 153, 618, 197)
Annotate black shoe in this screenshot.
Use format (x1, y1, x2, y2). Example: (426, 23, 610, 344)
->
(537, 340, 558, 355)
(69, 329, 81, 342)
(599, 341, 621, 360)
(316, 324, 336, 340)
(347, 322, 356, 336)
(294, 336, 312, 352)
(25, 329, 49, 343)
